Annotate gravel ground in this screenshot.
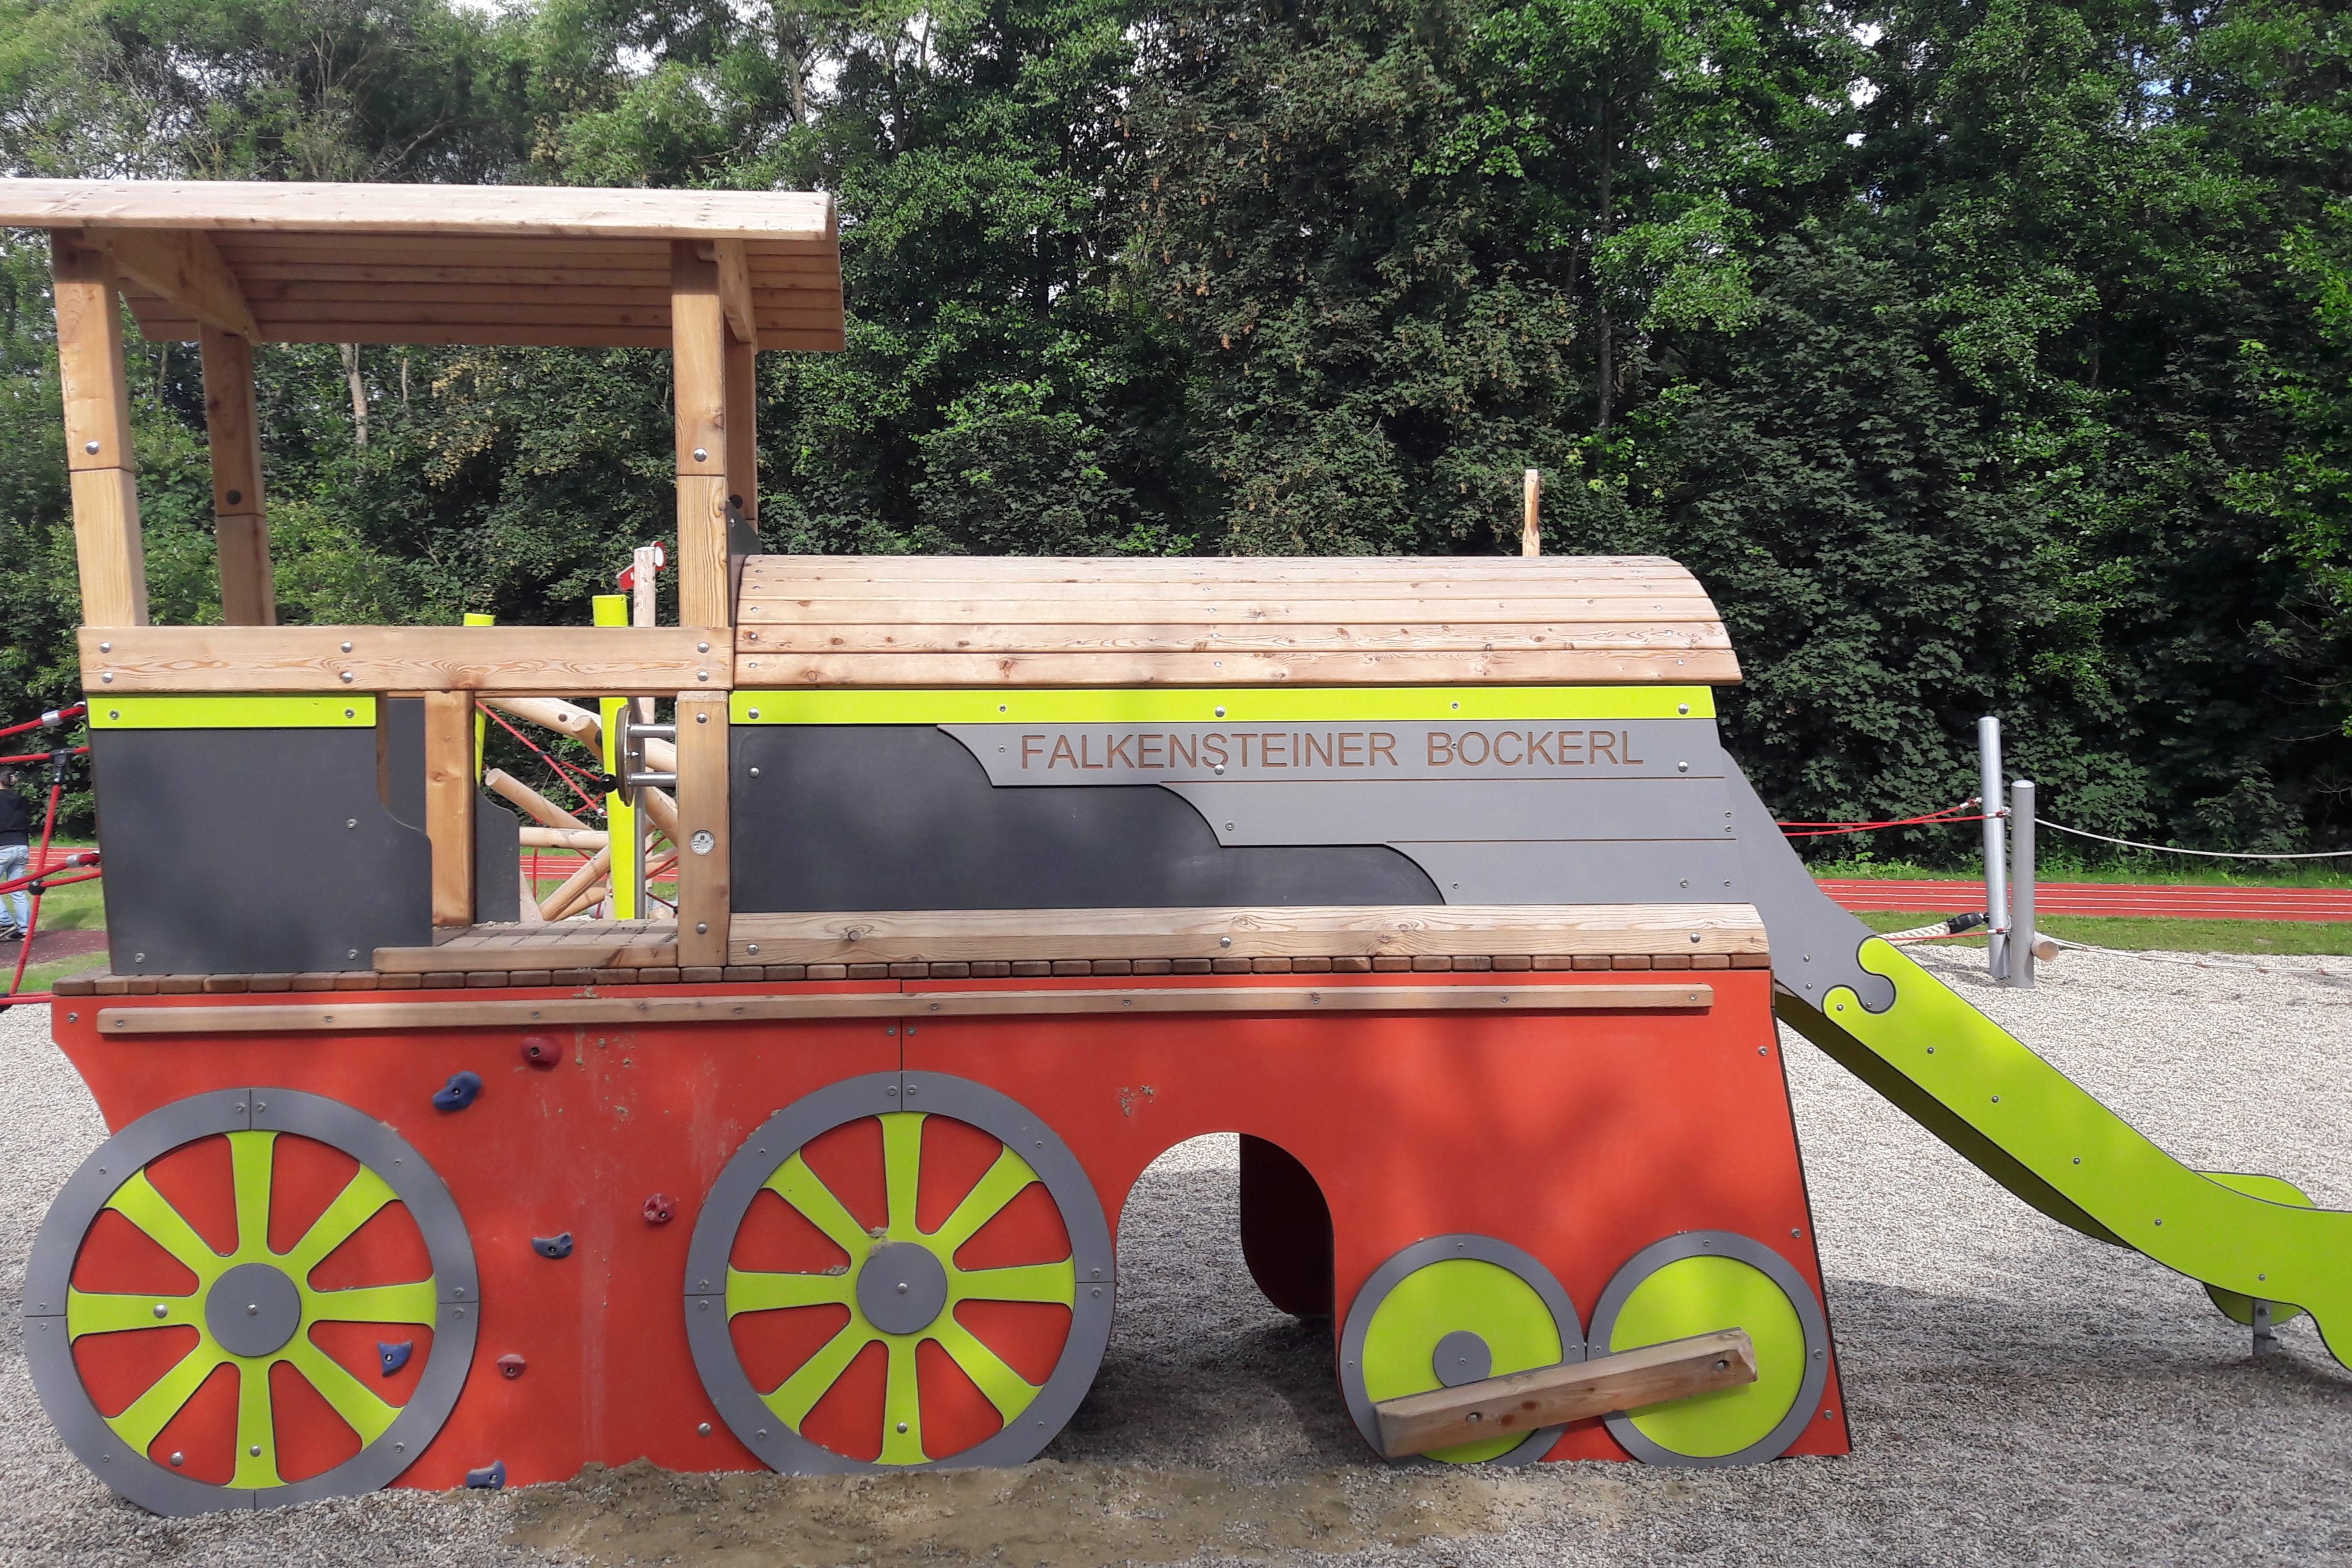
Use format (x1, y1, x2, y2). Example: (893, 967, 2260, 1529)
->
(5, 944, 2351, 1567)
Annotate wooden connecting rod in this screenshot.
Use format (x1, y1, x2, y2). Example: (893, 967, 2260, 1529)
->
(1521, 467, 1542, 557)
(1372, 1329, 1756, 1459)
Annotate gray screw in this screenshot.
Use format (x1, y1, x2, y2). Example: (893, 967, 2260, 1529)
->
(340, 671, 355, 683)
(340, 640, 353, 653)
(84, 439, 100, 454)
(153, 1303, 167, 1319)
(693, 448, 708, 462)
(169, 1451, 184, 1466)
(698, 1422, 712, 1436)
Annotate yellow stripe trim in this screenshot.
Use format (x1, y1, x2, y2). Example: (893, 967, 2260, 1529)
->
(729, 687, 1715, 725)
(90, 696, 376, 729)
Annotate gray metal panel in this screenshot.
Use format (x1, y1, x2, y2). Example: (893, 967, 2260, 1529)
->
(1725, 767, 1893, 1012)
(473, 794, 521, 923)
(729, 725, 1439, 911)
(942, 718, 1728, 785)
(1390, 839, 1748, 905)
(92, 728, 430, 973)
(1161, 777, 1737, 846)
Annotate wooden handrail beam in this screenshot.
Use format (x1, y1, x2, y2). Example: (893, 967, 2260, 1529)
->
(78, 625, 727, 695)
(1373, 1329, 1758, 1459)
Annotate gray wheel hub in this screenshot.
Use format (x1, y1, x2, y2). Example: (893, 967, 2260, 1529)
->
(1432, 1329, 1492, 1387)
(207, 1263, 302, 1358)
(858, 1241, 949, 1334)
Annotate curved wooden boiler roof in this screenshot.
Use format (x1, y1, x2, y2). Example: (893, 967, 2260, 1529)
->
(735, 554, 1739, 686)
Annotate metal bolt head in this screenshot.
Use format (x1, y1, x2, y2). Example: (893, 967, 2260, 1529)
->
(696, 921, 708, 935)
(84, 440, 99, 454)
(747, 943, 760, 954)
(897, 1421, 910, 1434)
(249, 1444, 262, 1457)
(169, 1451, 184, 1466)
(693, 447, 708, 463)
(99, 642, 111, 654)
(153, 1303, 168, 1319)
(690, 830, 715, 856)
(340, 640, 353, 653)
(340, 671, 355, 683)
(698, 1422, 712, 1436)
(697, 642, 710, 653)
(101, 672, 113, 683)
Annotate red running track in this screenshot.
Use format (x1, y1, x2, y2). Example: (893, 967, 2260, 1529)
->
(1817, 879, 2352, 922)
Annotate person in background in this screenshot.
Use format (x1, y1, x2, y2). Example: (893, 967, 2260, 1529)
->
(0, 769, 27, 943)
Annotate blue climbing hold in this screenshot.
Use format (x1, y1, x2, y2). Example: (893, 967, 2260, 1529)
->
(377, 1340, 413, 1377)
(531, 1232, 575, 1260)
(465, 1460, 506, 1490)
(432, 1070, 483, 1112)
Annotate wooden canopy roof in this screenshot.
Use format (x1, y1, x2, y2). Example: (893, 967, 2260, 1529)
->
(0, 178, 843, 350)
(733, 554, 1741, 685)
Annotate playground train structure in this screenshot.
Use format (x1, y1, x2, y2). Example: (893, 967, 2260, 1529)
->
(5, 178, 2345, 1515)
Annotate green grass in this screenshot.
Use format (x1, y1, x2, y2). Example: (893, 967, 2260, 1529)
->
(1808, 853, 2352, 889)
(1856, 909, 2352, 956)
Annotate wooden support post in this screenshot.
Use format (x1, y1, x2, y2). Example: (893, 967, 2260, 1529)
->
(1372, 1329, 1756, 1459)
(51, 234, 147, 627)
(723, 327, 759, 591)
(1521, 468, 1542, 558)
(675, 689, 729, 966)
(671, 242, 732, 631)
(423, 689, 475, 928)
(199, 325, 276, 625)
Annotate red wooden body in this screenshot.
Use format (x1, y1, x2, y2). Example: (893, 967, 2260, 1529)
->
(49, 968, 1848, 1484)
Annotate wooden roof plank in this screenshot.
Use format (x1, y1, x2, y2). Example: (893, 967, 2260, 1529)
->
(0, 178, 836, 241)
(733, 648, 1743, 685)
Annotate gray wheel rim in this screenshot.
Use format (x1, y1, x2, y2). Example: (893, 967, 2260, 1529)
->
(684, 1071, 1115, 1473)
(22, 1088, 479, 1515)
(1586, 1230, 1829, 1467)
(1337, 1233, 1584, 1466)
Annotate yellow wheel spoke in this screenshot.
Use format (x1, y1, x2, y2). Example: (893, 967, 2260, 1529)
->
(230, 1359, 279, 1488)
(103, 1172, 225, 1279)
(930, 1148, 1039, 1255)
(763, 1322, 875, 1427)
(66, 1288, 195, 1338)
(951, 1259, 1075, 1306)
(765, 1154, 874, 1257)
(226, 1130, 278, 1261)
(879, 1335, 924, 1463)
(931, 1318, 1042, 1423)
(105, 1342, 226, 1453)
(281, 1339, 401, 1445)
(303, 1279, 436, 1325)
(880, 1113, 925, 1238)
(285, 1166, 398, 1277)
(726, 1268, 854, 1315)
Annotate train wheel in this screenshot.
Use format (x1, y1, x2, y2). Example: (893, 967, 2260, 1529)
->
(685, 1072, 1114, 1472)
(1338, 1234, 1583, 1464)
(22, 1089, 479, 1515)
(1588, 1231, 1829, 1467)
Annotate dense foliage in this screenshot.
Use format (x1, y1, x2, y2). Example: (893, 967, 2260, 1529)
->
(0, 0, 2345, 855)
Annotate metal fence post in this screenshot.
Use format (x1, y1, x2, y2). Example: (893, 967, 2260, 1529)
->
(2009, 779, 2037, 990)
(1979, 717, 2009, 981)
